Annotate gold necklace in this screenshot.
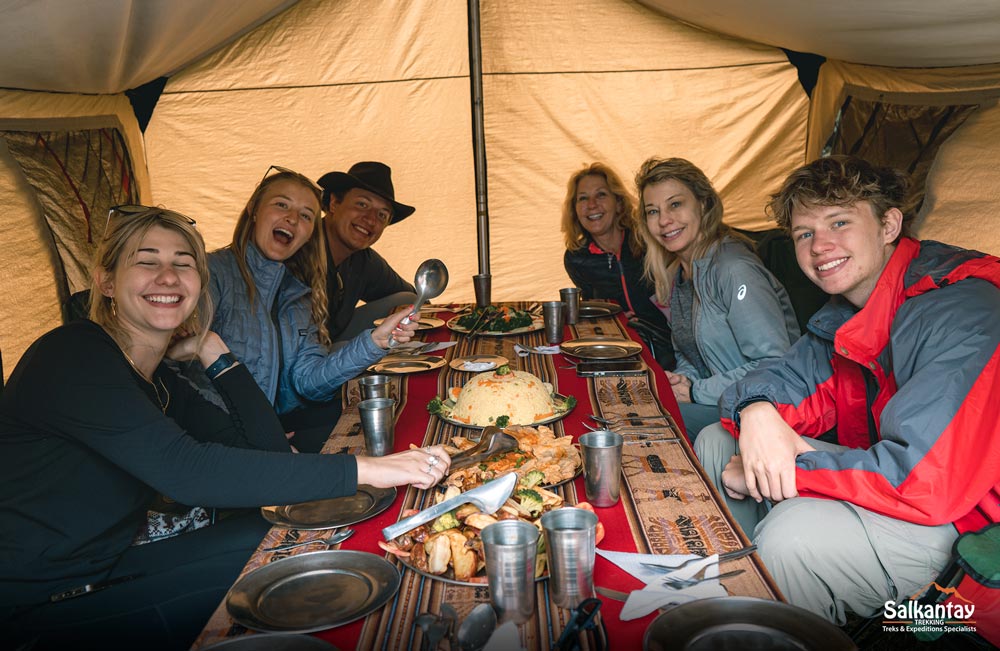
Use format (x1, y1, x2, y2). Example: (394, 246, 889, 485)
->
(121, 349, 170, 413)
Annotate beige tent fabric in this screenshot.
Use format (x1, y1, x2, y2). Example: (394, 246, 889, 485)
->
(145, 0, 477, 301)
(0, 0, 295, 94)
(0, 90, 148, 379)
(146, 0, 808, 307)
(641, 0, 1000, 68)
(808, 60, 1000, 255)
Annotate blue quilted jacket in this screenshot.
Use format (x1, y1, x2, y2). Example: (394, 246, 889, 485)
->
(208, 244, 384, 414)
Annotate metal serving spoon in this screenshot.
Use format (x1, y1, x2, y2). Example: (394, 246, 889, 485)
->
(456, 603, 497, 651)
(389, 259, 449, 348)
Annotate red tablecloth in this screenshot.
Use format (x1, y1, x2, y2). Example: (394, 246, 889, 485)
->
(192, 305, 779, 651)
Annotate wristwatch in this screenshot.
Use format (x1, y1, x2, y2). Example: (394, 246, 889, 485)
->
(205, 352, 237, 380)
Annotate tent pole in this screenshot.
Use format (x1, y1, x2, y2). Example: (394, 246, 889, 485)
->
(468, 0, 490, 276)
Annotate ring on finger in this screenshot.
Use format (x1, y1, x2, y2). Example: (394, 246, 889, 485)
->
(427, 454, 439, 468)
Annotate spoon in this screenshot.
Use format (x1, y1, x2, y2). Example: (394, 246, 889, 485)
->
(262, 528, 354, 552)
(415, 612, 439, 651)
(389, 259, 449, 348)
(456, 603, 497, 651)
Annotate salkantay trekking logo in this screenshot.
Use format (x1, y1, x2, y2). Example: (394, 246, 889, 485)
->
(882, 582, 977, 635)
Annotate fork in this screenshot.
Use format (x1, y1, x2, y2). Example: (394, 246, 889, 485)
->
(661, 567, 745, 589)
(590, 414, 673, 426)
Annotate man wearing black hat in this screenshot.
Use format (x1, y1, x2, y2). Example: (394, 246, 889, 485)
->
(317, 162, 417, 343)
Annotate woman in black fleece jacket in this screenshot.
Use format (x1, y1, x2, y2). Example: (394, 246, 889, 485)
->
(0, 207, 449, 650)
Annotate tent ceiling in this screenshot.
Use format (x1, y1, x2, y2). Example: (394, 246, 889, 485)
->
(0, 0, 296, 94)
(4, 0, 1000, 96)
(640, 0, 1000, 68)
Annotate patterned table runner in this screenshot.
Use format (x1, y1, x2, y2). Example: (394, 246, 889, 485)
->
(192, 304, 781, 651)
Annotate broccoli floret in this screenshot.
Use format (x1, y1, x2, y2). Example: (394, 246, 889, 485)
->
(516, 489, 544, 517)
(494, 364, 512, 376)
(427, 397, 443, 415)
(520, 470, 546, 489)
(431, 510, 460, 532)
(495, 415, 510, 428)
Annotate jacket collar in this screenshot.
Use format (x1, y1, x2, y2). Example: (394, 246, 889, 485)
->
(244, 242, 310, 302)
(832, 237, 920, 364)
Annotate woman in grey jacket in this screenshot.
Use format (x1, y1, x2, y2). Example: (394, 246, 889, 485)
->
(209, 167, 417, 451)
(636, 158, 800, 440)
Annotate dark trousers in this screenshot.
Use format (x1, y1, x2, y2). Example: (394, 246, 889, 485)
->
(280, 396, 342, 454)
(2, 510, 271, 651)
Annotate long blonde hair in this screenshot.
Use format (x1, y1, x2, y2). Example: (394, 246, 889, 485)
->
(635, 157, 750, 303)
(90, 208, 213, 350)
(230, 169, 332, 347)
(561, 162, 643, 256)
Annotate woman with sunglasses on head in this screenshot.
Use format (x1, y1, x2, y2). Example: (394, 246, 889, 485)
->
(0, 208, 450, 650)
(208, 167, 418, 452)
(636, 158, 800, 441)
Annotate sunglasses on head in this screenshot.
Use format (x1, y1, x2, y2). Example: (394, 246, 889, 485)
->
(259, 165, 323, 194)
(104, 204, 196, 237)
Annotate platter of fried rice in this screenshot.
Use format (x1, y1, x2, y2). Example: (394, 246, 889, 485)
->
(427, 366, 575, 429)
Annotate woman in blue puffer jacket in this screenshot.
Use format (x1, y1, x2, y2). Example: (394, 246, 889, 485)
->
(209, 166, 417, 451)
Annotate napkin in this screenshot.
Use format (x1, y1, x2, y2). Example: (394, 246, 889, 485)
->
(514, 344, 560, 357)
(596, 549, 729, 620)
(461, 361, 496, 371)
(483, 621, 524, 651)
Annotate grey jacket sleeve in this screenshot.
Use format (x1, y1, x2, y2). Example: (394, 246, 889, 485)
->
(691, 254, 799, 405)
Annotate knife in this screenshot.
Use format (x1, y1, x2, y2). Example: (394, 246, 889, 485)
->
(382, 472, 517, 541)
(595, 586, 630, 603)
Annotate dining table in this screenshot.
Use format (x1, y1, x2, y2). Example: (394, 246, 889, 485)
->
(190, 302, 784, 650)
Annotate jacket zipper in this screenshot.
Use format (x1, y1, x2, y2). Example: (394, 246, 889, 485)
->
(861, 366, 880, 446)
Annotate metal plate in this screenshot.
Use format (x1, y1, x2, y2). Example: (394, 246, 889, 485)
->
(201, 634, 337, 650)
(578, 301, 623, 319)
(560, 337, 643, 360)
(445, 315, 544, 336)
(643, 597, 857, 651)
(261, 485, 397, 530)
(373, 316, 445, 331)
(434, 393, 575, 429)
(226, 551, 400, 634)
(368, 354, 447, 374)
(448, 354, 509, 372)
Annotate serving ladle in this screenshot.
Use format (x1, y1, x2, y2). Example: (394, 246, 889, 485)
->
(389, 259, 449, 348)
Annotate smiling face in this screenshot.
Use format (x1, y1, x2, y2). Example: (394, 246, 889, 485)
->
(643, 178, 702, 265)
(324, 187, 393, 264)
(251, 178, 320, 262)
(791, 201, 901, 307)
(574, 174, 622, 243)
(101, 225, 201, 343)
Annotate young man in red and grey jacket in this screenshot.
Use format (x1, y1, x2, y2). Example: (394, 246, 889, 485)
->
(695, 155, 1000, 626)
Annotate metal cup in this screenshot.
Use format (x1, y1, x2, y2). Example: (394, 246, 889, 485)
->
(473, 273, 492, 308)
(542, 301, 565, 344)
(540, 507, 599, 609)
(559, 287, 582, 325)
(578, 430, 624, 507)
(359, 374, 393, 401)
(357, 397, 396, 457)
(481, 520, 539, 625)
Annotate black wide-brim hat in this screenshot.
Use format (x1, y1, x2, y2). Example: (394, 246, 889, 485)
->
(317, 161, 415, 224)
